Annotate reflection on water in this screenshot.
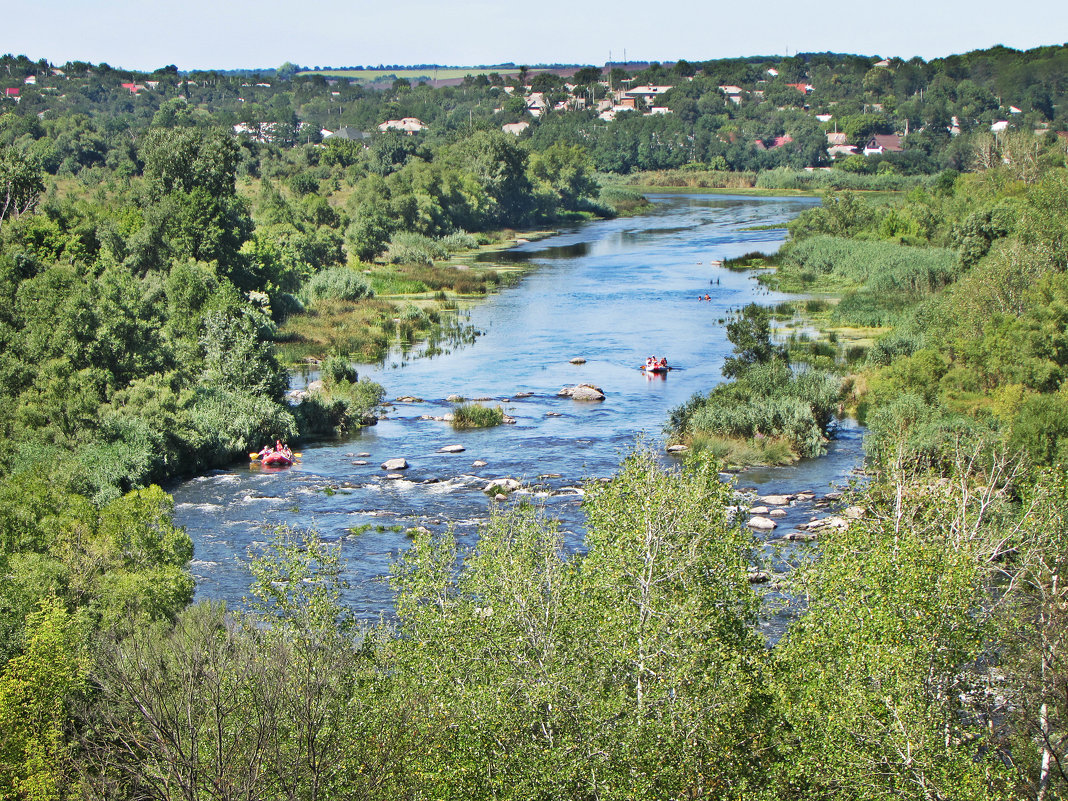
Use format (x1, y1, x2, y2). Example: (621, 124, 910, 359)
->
(173, 193, 863, 636)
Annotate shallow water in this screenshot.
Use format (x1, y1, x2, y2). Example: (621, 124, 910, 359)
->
(172, 194, 865, 631)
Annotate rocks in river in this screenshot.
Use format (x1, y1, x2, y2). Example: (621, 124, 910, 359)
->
(784, 531, 818, 542)
(472, 460, 488, 467)
(749, 506, 770, 515)
(666, 444, 688, 454)
(569, 357, 587, 364)
(381, 458, 408, 471)
(545, 411, 562, 417)
(747, 515, 778, 531)
(356, 452, 371, 457)
(394, 396, 423, 403)
(484, 478, 522, 494)
(503, 415, 517, 424)
(384, 473, 406, 480)
(351, 460, 369, 466)
(493, 493, 508, 501)
(438, 444, 466, 453)
(769, 509, 787, 518)
(307, 379, 325, 394)
(760, 494, 793, 506)
(513, 392, 533, 399)
(842, 505, 866, 519)
(406, 526, 431, 538)
(446, 394, 465, 403)
(558, 384, 605, 401)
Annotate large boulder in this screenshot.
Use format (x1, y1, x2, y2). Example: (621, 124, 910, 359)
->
(747, 515, 778, 531)
(484, 478, 522, 494)
(558, 384, 605, 401)
(760, 494, 793, 506)
(381, 458, 409, 471)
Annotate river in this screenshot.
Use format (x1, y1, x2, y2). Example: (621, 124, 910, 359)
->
(171, 193, 866, 630)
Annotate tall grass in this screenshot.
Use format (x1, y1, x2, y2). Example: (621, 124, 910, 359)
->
(668, 363, 841, 460)
(306, 268, 375, 303)
(451, 403, 505, 429)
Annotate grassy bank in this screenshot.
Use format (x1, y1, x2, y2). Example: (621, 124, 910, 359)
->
(273, 229, 556, 365)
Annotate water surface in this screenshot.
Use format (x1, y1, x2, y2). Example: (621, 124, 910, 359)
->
(173, 194, 863, 627)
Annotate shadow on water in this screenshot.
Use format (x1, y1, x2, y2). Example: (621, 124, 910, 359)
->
(173, 193, 864, 638)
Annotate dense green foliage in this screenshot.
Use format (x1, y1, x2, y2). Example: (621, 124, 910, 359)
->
(2, 43, 1068, 800)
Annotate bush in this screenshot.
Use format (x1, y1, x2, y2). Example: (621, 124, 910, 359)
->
(451, 403, 505, 429)
(321, 353, 359, 386)
(668, 363, 841, 459)
(386, 232, 448, 265)
(306, 268, 374, 303)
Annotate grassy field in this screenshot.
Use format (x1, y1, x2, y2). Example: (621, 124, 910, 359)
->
(298, 67, 522, 82)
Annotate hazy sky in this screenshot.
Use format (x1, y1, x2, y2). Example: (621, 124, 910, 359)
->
(6, 0, 1064, 71)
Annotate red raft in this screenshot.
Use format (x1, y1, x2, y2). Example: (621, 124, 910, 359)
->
(261, 451, 294, 466)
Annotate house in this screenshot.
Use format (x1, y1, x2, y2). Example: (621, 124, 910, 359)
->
(502, 121, 530, 135)
(378, 117, 427, 133)
(120, 82, 146, 94)
(816, 113, 833, 123)
(23, 75, 36, 85)
(754, 134, 794, 150)
(1009, 106, 1022, 114)
(525, 93, 547, 117)
(718, 85, 745, 104)
(826, 132, 848, 146)
(766, 68, 779, 77)
(4, 87, 19, 97)
(863, 134, 902, 155)
(873, 59, 891, 68)
(785, 82, 813, 94)
(328, 126, 372, 141)
(622, 85, 673, 103)
(990, 120, 1009, 133)
(646, 106, 672, 115)
(828, 144, 858, 159)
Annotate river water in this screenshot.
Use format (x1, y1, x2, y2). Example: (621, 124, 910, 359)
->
(172, 193, 865, 629)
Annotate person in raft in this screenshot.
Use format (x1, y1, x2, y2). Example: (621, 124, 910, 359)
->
(259, 444, 273, 459)
(658, 357, 668, 369)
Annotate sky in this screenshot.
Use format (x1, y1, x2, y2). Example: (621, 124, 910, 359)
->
(5, 0, 1064, 71)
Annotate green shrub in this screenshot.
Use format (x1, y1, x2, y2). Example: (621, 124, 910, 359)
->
(451, 403, 505, 429)
(306, 268, 374, 303)
(386, 232, 448, 265)
(321, 353, 359, 386)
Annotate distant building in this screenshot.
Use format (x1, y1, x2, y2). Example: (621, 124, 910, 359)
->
(863, 134, 902, 155)
(990, 120, 1010, 133)
(785, 82, 813, 94)
(327, 126, 372, 141)
(623, 85, 673, 102)
(828, 144, 858, 159)
(378, 117, 427, 133)
(23, 75, 36, 85)
(502, 121, 530, 135)
(826, 132, 848, 146)
(816, 113, 833, 123)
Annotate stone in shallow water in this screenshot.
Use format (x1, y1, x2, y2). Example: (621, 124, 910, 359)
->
(438, 444, 465, 453)
(381, 458, 408, 471)
(747, 516, 777, 531)
(569, 357, 587, 364)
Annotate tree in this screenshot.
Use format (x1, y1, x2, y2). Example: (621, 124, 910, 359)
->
(0, 146, 44, 231)
(0, 598, 86, 801)
(722, 302, 784, 377)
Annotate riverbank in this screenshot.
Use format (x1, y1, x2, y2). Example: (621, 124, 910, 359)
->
(273, 228, 559, 365)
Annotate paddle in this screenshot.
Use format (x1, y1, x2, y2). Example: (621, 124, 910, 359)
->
(249, 452, 261, 460)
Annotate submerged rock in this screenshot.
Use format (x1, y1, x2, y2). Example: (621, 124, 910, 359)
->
(438, 444, 466, 453)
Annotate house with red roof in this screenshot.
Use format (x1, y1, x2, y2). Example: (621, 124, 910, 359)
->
(863, 134, 902, 155)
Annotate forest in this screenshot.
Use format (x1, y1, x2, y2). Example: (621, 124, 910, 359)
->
(1, 43, 1068, 799)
